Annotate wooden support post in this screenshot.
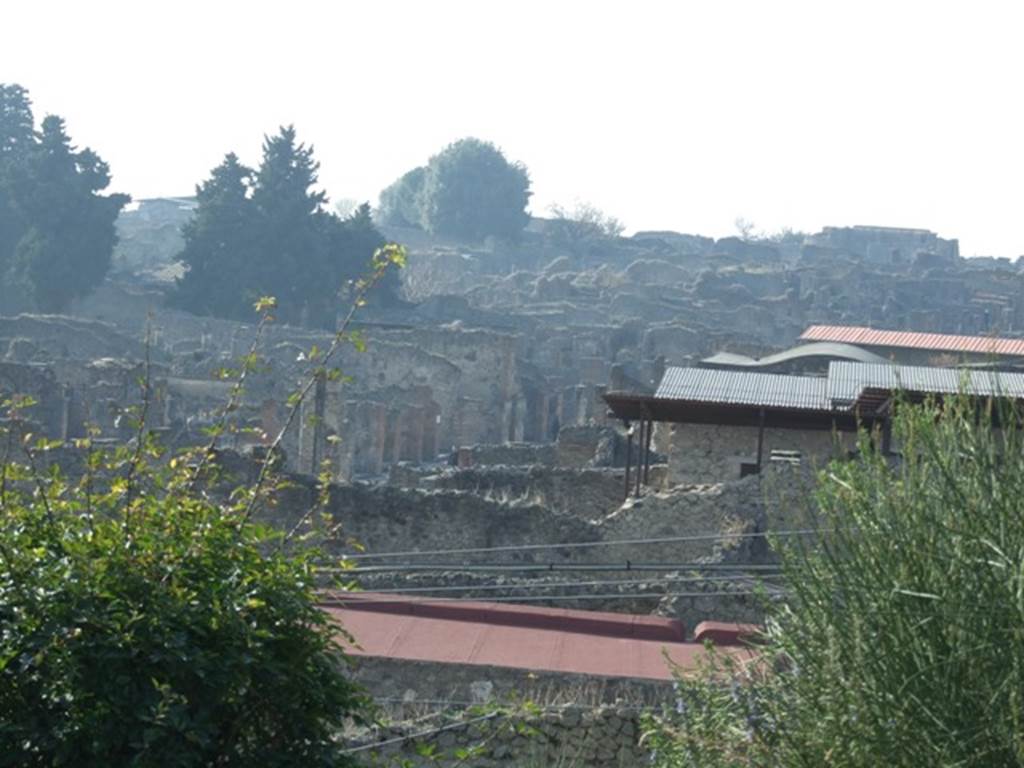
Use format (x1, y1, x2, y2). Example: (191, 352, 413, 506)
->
(60, 385, 71, 442)
(756, 408, 766, 473)
(310, 370, 327, 471)
(635, 420, 644, 497)
(643, 418, 654, 484)
(623, 423, 633, 500)
(882, 416, 892, 455)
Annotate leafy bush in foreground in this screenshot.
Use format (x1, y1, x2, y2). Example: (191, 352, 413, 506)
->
(644, 395, 1024, 767)
(0, 436, 368, 767)
(0, 245, 407, 766)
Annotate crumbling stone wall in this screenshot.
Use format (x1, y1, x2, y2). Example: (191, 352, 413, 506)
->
(0, 315, 153, 364)
(598, 477, 764, 563)
(455, 442, 557, 468)
(349, 657, 668, 709)
(355, 696, 653, 767)
(254, 478, 602, 559)
(664, 422, 856, 485)
(417, 465, 626, 520)
(352, 667, 655, 768)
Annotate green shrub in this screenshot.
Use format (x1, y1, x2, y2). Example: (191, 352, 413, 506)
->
(0, 245, 407, 766)
(0, 433, 369, 766)
(644, 395, 1024, 767)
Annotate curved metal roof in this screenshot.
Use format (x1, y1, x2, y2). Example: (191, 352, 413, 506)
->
(801, 325, 1024, 357)
(701, 342, 893, 370)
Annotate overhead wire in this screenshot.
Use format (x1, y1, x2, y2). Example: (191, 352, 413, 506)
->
(352, 573, 784, 595)
(327, 561, 786, 574)
(343, 712, 502, 755)
(339, 526, 831, 561)
(318, 589, 778, 607)
(373, 696, 662, 713)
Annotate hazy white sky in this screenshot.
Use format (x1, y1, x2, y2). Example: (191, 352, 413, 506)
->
(4, 0, 1023, 256)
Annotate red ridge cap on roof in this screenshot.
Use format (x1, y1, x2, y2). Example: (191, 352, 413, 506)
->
(800, 325, 1024, 357)
(320, 592, 685, 642)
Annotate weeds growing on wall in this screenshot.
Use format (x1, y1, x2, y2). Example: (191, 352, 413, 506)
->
(643, 393, 1024, 767)
(0, 246, 406, 766)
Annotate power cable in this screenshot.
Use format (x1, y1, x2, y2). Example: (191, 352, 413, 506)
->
(318, 589, 778, 607)
(326, 561, 786, 575)
(343, 712, 501, 755)
(340, 527, 828, 561)
(352, 573, 784, 595)
(374, 696, 661, 713)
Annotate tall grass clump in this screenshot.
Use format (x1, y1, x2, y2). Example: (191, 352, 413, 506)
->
(645, 394, 1024, 767)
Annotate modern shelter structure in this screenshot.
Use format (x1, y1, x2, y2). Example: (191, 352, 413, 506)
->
(800, 325, 1024, 367)
(700, 341, 893, 374)
(605, 361, 1024, 493)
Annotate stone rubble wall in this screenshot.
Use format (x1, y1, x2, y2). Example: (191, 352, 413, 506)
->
(259, 479, 603, 560)
(349, 657, 669, 710)
(356, 700, 653, 767)
(457, 443, 558, 468)
(665, 422, 857, 486)
(597, 476, 765, 563)
(416, 465, 626, 520)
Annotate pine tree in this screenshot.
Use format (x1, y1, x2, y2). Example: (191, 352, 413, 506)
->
(171, 153, 257, 318)
(0, 88, 128, 313)
(0, 85, 36, 301)
(0, 84, 34, 161)
(249, 126, 329, 323)
(174, 127, 397, 326)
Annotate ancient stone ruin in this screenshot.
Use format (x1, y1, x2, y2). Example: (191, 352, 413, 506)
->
(4, 203, 1024, 752)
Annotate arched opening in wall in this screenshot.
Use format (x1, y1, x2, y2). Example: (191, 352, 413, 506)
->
(382, 409, 402, 464)
(398, 407, 425, 463)
(347, 402, 386, 477)
(506, 396, 520, 443)
(522, 388, 546, 443)
(422, 401, 441, 462)
(546, 396, 561, 442)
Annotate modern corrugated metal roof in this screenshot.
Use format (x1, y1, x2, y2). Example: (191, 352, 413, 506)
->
(801, 325, 1024, 357)
(655, 367, 830, 411)
(828, 361, 1024, 406)
(701, 342, 893, 370)
(648, 363, 1024, 417)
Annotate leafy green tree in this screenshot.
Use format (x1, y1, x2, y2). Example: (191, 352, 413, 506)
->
(375, 166, 425, 228)
(644, 394, 1024, 767)
(417, 138, 531, 241)
(331, 203, 399, 311)
(174, 126, 396, 327)
(0, 84, 126, 313)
